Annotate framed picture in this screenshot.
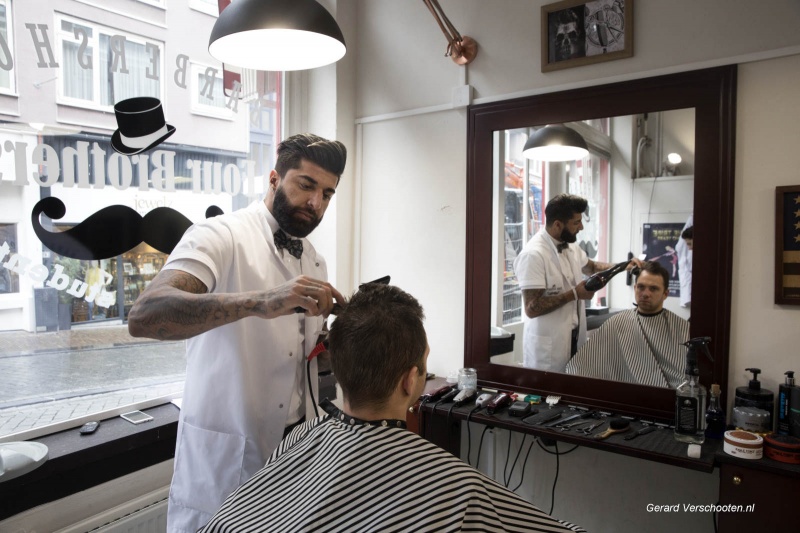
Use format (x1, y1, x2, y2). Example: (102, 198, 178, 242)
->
(775, 185, 800, 305)
(541, 0, 633, 73)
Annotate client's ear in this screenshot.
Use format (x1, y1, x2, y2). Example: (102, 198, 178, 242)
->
(401, 366, 421, 397)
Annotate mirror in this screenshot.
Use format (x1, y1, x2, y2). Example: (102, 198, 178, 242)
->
(493, 108, 694, 387)
(465, 66, 736, 420)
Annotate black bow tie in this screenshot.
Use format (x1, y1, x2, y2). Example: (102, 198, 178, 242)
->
(274, 229, 303, 259)
(556, 242, 569, 253)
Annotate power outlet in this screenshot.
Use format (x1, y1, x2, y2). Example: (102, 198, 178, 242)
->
(452, 84, 473, 108)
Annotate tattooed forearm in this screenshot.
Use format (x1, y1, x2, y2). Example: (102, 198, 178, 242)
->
(522, 288, 573, 318)
(128, 269, 269, 341)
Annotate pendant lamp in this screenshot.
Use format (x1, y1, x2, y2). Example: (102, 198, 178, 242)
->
(522, 124, 589, 162)
(209, 0, 346, 71)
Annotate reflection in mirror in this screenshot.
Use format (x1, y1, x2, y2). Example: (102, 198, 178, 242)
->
(490, 110, 696, 389)
(466, 66, 736, 420)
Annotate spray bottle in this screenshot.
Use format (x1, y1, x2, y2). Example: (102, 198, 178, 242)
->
(674, 337, 710, 444)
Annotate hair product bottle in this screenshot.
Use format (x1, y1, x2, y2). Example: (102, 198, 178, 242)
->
(674, 337, 709, 444)
(705, 384, 726, 439)
(778, 371, 795, 436)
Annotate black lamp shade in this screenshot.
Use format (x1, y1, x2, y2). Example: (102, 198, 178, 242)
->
(209, 0, 346, 71)
(522, 124, 589, 162)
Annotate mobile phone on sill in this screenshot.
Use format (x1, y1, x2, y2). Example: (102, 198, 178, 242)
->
(120, 410, 154, 425)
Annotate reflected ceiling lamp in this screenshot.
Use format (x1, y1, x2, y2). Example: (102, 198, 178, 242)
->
(522, 124, 589, 162)
(209, 0, 346, 71)
(663, 152, 682, 176)
(422, 0, 478, 65)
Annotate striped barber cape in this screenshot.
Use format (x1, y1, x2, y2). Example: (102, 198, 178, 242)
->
(199, 415, 584, 533)
(566, 308, 690, 388)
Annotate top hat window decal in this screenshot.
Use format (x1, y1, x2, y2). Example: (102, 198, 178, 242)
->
(111, 96, 176, 155)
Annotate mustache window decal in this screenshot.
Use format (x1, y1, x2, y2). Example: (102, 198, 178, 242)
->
(31, 197, 224, 260)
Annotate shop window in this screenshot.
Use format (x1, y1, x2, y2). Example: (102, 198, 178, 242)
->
(0, 223, 19, 294)
(190, 61, 233, 119)
(189, 0, 217, 16)
(57, 16, 163, 109)
(0, 0, 16, 94)
(0, 2, 283, 440)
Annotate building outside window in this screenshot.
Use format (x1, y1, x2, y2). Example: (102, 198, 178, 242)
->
(0, 0, 16, 95)
(0, 0, 283, 438)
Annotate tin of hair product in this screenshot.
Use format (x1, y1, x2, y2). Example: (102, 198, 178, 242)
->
(763, 434, 800, 464)
(723, 430, 763, 459)
(731, 406, 771, 435)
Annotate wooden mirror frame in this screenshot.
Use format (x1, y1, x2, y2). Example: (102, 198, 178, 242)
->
(465, 66, 736, 420)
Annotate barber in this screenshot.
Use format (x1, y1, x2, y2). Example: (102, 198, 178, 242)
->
(513, 193, 641, 372)
(127, 133, 347, 533)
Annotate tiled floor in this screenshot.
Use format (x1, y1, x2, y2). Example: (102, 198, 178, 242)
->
(0, 325, 186, 437)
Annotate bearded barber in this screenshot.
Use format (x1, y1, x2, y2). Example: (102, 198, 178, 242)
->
(513, 194, 640, 372)
(128, 133, 347, 533)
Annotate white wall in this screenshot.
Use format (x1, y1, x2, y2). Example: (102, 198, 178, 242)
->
(344, 1, 800, 532)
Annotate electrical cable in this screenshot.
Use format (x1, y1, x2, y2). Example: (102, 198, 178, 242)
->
(465, 406, 479, 466)
(446, 403, 457, 450)
(549, 442, 559, 515)
(511, 438, 536, 492)
(534, 440, 580, 516)
(502, 429, 513, 486)
(504, 433, 528, 487)
(474, 425, 491, 471)
(712, 500, 719, 533)
(306, 359, 318, 417)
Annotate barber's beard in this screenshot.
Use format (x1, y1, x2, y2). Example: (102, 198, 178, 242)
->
(559, 227, 578, 243)
(272, 186, 321, 238)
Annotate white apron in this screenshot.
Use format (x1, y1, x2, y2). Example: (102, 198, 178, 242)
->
(514, 229, 587, 372)
(163, 202, 326, 533)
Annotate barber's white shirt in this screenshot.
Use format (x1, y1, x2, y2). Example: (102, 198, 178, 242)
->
(162, 200, 326, 533)
(513, 229, 588, 372)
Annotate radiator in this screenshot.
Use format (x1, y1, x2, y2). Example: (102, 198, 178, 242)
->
(0, 461, 172, 533)
(58, 490, 169, 533)
(91, 498, 168, 533)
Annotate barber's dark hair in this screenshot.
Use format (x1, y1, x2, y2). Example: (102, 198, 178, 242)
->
(545, 194, 588, 226)
(637, 260, 670, 290)
(328, 284, 427, 411)
(681, 226, 693, 240)
(275, 133, 347, 182)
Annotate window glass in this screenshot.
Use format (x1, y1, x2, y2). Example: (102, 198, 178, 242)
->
(0, 2, 283, 438)
(0, 0, 15, 93)
(498, 126, 610, 326)
(58, 16, 162, 108)
(0, 224, 19, 293)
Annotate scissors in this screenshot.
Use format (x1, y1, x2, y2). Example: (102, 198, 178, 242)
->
(575, 420, 605, 435)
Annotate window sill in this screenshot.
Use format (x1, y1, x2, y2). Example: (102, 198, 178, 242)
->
(0, 403, 178, 520)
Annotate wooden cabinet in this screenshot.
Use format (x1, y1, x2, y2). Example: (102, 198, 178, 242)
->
(717, 458, 800, 532)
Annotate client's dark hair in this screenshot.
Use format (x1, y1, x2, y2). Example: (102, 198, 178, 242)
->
(545, 194, 588, 226)
(636, 260, 670, 289)
(681, 226, 693, 240)
(328, 284, 427, 411)
(275, 133, 347, 183)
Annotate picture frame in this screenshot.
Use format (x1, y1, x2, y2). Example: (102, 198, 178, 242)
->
(541, 0, 633, 73)
(775, 185, 800, 305)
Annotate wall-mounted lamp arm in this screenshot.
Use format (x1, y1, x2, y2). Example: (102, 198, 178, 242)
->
(422, 0, 478, 65)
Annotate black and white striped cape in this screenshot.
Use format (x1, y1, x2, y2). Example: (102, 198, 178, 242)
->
(199, 416, 585, 533)
(565, 308, 690, 388)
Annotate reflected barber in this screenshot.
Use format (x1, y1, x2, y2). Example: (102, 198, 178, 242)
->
(127, 133, 346, 533)
(513, 194, 641, 372)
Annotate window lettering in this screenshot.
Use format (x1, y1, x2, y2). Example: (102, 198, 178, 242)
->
(25, 23, 58, 67)
(73, 26, 91, 68)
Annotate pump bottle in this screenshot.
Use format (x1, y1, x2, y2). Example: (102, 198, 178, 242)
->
(674, 337, 709, 444)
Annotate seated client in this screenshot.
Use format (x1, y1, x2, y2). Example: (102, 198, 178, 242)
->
(200, 283, 584, 532)
(566, 261, 689, 388)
